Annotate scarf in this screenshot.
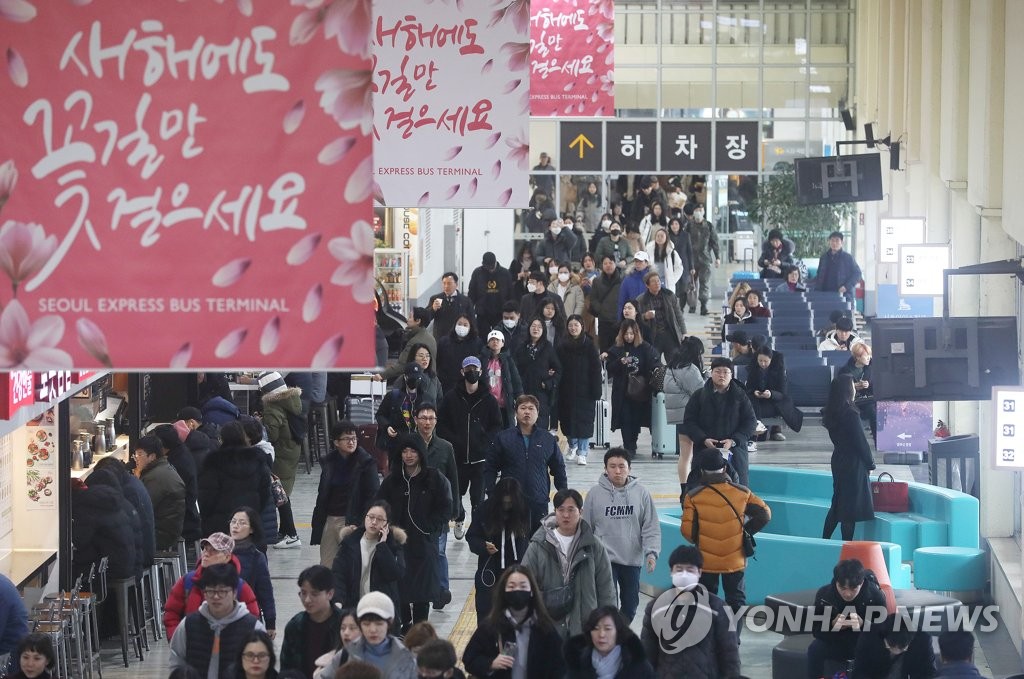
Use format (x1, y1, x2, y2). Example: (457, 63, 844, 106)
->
(526, 341, 540, 360)
(591, 645, 622, 679)
(234, 537, 253, 552)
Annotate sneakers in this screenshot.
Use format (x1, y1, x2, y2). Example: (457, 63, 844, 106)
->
(565, 446, 578, 461)
(272, 535, 302, 549)
(748, 442, 758, 453)
(433, 589, 452, 610)
(771, 432, 787, 441)
(576, 456, 588, 466)
(453, 522, 466, 540)
(700, 303, 709, 316)
(754, 420, 768, 435)
(688, 306, 696, 314)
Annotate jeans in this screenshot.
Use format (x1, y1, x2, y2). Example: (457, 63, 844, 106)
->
(610, 562, 641, 621)
(437, 530, 449, 591)
(528, 501, 549, 535)
(568, 437, 591, 458)
(455, 462, 485, 523)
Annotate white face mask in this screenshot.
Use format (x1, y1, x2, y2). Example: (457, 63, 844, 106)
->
(503, 319, 517, 329)
(454, 325, 470, 338)
(694, 210, 704, 221)
(550, 227, 562, 236)
(548, 266, 559, 275)
(557, 272, 570, 283)
(527, 283, 537, 294)
(601, 219, 612, 228)
(672, 571, 700, 590)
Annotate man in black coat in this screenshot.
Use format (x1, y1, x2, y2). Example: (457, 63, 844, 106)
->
(589, 255, 624, 352)
(815, 231, 862, 300)
(468, 252, 514, 332)
(437, 358, 503, 537)
(428, 272, 476, 341)
(808, 558, 888, 679)
(496, 301, 528, 356)
(853, 617, 935, 679)
(177, 406, 216, 471)
(71, 478, 137, 581)
(680, 357, 757, 487)
(519, 271, 566, 325)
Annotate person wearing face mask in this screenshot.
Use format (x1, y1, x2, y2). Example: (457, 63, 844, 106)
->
(616, 251, 651, 319)
(374, 362, 429, 459)
(435, 313, 485, 395)
(465, 478, 531, 619)
(589, 255, 624, 353)
(593, 223, 634, 271)
(565, 606, 654, 679)
(557, 315, 603, 465)
(510, 243, 542, 299)
(629, 176, 668, 230)
(552, 262, 585, 317)
(519, 272, 565, 326)
(469, 252, 514, 333)
(427, 272, 477, 342)
(640, 546, 740, 679)
(462, 565, 567, 679)
(853, 618, 935, 679)
(535, 217, 579, 265)
(686, 203, 720, 315)
(438, 357, 504, 541)
(478, 332, 524, 427)
(496, 301, 528, 356)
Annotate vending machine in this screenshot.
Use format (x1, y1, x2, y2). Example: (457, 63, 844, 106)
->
(374, 249, 408, 318)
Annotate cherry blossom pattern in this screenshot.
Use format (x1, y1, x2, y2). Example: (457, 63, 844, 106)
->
(0, 160, 16, 208)
(169, 342, 192, 369)
(500, 42, 530, 72)
(259, 317, 280, 355)
(328, 220, 374, 304)
(311, 333, 344, 369)
(505, 135, 529, 171)
(323, 0, 372, 58)
(6, 48, 27, 87)
(314, 69, 373, 135)
(0, 220, 58, 296)
(0, 0, 36, 22)
(490, 0, 529, 34)
(76, 318, 112, 367)
(0, 300, 72, 369)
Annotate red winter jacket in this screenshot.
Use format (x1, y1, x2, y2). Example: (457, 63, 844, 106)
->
(162, 555, 261, 639)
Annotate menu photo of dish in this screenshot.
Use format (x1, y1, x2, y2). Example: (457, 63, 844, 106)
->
(24, 425, 56, 511)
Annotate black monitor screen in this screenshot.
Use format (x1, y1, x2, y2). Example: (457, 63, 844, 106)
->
(794, 153, 884, 205)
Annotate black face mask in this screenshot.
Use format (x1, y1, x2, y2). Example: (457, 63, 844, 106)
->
(464, 370, 480, 384)
(406, 376, 421, 389)
(505, 590, 532, 610)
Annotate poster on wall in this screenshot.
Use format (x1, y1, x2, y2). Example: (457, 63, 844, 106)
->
(373, 0, 531, 208)
(0, 1, 375, 370)
(23, 414, 56, 511)
(529, 0, 615, 117)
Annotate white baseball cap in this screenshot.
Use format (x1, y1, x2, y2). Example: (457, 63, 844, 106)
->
(634, 251, 650, 262)
(487, 330, 505, 343)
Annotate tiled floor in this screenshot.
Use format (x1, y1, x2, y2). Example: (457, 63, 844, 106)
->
(94, 264, 1022, 678)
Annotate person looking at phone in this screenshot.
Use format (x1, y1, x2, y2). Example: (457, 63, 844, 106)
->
(807, 558, 887, 679)
(462, 565, 566, 679)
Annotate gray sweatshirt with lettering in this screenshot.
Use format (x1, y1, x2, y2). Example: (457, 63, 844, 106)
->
(582, 473, 661, 568)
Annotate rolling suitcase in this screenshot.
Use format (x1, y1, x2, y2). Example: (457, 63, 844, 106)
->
(651, 392, 677, 459)
(357, 424, 389, 476)
(592, 362, 611, 450)
(345, 378, 384, 426)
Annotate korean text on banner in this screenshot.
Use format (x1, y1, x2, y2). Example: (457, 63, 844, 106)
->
(530, 0, 614, 117)
(0, 0, 375, 370)
(373, 0, 531, 208)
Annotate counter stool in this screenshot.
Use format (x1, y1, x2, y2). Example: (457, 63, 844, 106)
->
(109, 576, 145, 666)
(146, 563, 165, 640)
(41, 574, 95, 679)
(137, 568, 159, 646)
(154, 538, 187, 593)
(82, 557, 108, 679)
(308, 401, 332, 467)
(30, 601, 72, 679)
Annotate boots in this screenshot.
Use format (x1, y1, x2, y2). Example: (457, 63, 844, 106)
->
(700, 303, 709, 316)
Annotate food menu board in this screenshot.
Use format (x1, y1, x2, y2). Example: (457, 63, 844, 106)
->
(23, 412, 56, 511)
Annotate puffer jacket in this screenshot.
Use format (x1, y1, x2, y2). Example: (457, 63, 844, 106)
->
(681, 474, 771, 573)
(82, 470, 145, 577)
(233, 541, 275, 631)
(483, 426, 567, 507)
(581, 474, 661, 568)
(520, 516, 616, 637)
(436, 382, 504, 465)
(162, 554, 261, 640)
(663, 364, 706, 424)
(589, 270, 624, 328)
(330, 525, 406, 612)
(261, 386, 303, 494)
(565, 631, 655, 679)
(641, 585, 741, 679)
(679, 380, 757, 453)
(71, 483, 137, 581)
(198, 444, 273, 537)
(139, 456, 186, 550)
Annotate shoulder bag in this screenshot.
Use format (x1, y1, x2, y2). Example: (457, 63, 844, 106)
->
(706, 484, 756, 558)
(627, 372, 651, 402)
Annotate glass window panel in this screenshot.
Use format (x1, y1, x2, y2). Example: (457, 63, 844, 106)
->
(661, 67, 713, 114)
(762, 11, 809, 63)
(614, 67, 658, 111)
(529, 119, 558, 167)
(762, 67, 807, 113)
(615, 12, 659, 67)
(715, 12, 763, 64)
(662, 12, 714, 64)
(808, 65, 850, 116)
(715, 67, 761, 111)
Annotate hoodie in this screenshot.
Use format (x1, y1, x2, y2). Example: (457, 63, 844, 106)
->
(582, 474, 661, 568)
(169, 600, 264, 678)
(162, 555, 262, 640)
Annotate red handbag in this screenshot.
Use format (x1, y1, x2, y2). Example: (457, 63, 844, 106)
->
(871, 472, 909, 512)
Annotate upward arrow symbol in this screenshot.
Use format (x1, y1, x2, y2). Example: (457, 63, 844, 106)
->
(569, 133, 594, 159)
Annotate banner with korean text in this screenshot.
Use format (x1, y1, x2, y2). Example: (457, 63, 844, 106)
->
(530, 0, 614, 117)
(0, 0, 374, 370)
(373, 0, 531, 208)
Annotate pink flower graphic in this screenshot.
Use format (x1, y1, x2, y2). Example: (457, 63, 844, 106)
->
(500, 42, 530, 72)
(505, 135, 530, 171)
(0, 300, 72, 370)
(314, 69, 372, 135)
(0, 0, 36, 22)
(6, 48, 27, 88)
(323, 0, 372, 59)
(489, 0, 530, 34)
(76, 318, 111, 367)
(0, 220, 57, 295)
(588, 0, 614, 21)
(289, 8, 323, 45)
(328, 220, 375, 303)
(0, 160, 16, 208)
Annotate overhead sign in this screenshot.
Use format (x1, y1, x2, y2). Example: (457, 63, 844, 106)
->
(877, 401, 933, 453)
(530, 0, 614, 117)
(0, 2, 374, 369)
(899, 244, 950, 297)
(373, 1, 531, 208)
(993, 386, 1024, 470)
(560, 121, 603, 172)
(879, 217, 926, 263)
(558, 120, 761, 173)
(0, 372, 34, 420)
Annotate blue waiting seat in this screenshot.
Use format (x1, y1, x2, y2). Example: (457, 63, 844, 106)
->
(787, 365, 835, 408)
(821, 351, 851, 367)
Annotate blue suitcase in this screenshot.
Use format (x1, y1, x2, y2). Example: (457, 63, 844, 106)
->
(651, 392, 677, 458)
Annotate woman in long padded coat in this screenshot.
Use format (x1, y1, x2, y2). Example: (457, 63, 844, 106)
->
(822, 374, 875, 541)
(198, 421, 273, 538)
(556, 315, 603, 464)
(513, 317, 563, 431)
(603, 319, 659, 457)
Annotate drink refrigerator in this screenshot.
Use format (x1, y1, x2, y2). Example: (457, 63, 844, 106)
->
(375, 249, 408, 318)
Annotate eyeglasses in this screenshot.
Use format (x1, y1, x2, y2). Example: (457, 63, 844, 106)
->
(335, 436, 358, 443)
(242, 652, 270, 662)
(203, 588, 233, 598)
(229, 518, 249, 525)
(416, 415, 436, 421)
(365, 514, 388, 524)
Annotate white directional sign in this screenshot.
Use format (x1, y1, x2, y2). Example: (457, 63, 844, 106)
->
(898, 244, 950, 297)
(879, 217, 925, 263)
(993, 386, 1024, 470)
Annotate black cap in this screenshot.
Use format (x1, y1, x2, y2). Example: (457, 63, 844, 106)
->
(710, 357, 734, 371)
(751, 334, 770, 351)
(835, 317, 854, 331)
(482, 252, 496, 266)
(178, 406, 202, 421)
(404, 363, 423, 378)
(700, 449, 728, 471)
(828, 231, 844, 240)
(724, 330, 750, 345)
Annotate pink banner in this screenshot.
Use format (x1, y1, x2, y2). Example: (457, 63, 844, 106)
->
(0, 0, 375, 370)
(372, 0, 531, 208)
(530, 0, 614, 117)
